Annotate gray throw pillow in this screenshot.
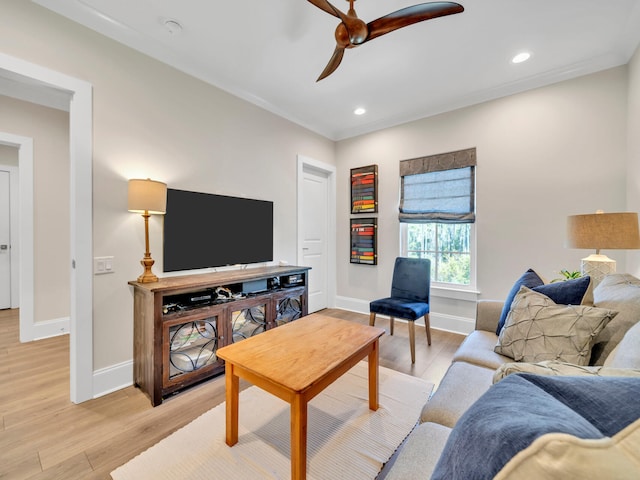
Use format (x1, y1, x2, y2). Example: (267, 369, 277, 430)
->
(495, 287, 617, 365)
(603, 321, 640, 369)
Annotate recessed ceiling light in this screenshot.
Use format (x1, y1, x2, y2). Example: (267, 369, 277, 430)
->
(354, 107, 366, 115)
(512, 52, 531, 64)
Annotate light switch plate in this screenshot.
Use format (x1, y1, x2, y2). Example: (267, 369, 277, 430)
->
(94, 256, 115, 275)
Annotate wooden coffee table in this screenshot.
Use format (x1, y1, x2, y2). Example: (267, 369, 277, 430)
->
(216, 313, 385, 480)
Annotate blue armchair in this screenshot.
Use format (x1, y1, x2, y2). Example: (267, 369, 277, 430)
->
(369, 257, 432, 363)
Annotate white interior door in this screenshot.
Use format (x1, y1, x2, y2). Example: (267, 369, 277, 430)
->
(302, 166, 329, 313)
(0, 170, 10, 309)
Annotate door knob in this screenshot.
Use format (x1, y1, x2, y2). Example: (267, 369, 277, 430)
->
(0, 245, 7, 250)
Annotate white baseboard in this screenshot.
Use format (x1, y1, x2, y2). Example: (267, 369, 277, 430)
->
(93, 360, 133, 398)
(335, 295, 371, 314)
(335, 296, 474, 335)
(31, 316, 70, 340)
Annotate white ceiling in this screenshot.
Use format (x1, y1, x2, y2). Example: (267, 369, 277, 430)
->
(32, 0, 640, 140)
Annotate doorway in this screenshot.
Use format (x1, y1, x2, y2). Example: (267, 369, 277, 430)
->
(0, 168, 11, 309)
(297, 155, 336, 313)
(0, 52, 94, 403)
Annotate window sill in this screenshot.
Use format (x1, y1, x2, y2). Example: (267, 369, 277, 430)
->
(431, 285, 480, 302)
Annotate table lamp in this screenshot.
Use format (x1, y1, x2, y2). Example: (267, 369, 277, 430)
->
(128, 178, 167, 283)
(566, 211, 640, 284)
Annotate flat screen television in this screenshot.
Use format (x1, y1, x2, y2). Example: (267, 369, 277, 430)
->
(163, 188, 274, 272)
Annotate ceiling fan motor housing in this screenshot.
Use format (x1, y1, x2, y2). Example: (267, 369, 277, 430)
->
(336, 20, 367, 47)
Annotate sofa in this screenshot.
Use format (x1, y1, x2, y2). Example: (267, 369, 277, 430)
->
(381, 272, 640, 479)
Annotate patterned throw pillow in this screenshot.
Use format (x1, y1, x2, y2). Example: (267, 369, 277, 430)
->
(495, 287, 617, 366)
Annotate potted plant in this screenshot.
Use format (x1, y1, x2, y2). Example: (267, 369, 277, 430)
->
(551, 269, 582, 282)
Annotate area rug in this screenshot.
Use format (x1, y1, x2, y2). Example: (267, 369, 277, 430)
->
(111, 362, 433, 480)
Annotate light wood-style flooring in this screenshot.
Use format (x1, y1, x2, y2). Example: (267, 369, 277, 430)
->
(0, 308, 465, 479)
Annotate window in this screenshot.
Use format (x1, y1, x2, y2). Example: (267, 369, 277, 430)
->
(399, 148, 476, 287)
(404, 223, 472, 285)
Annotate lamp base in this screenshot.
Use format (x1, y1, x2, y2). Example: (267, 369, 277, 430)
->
(581, 254, 616, 286)
(137, 255, 159, 283)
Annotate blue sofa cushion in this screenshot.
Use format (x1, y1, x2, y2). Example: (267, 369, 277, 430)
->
(496, 269, 544, 334)
(431, 374, 640, 480)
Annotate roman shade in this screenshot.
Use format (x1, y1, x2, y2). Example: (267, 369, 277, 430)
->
(399, 148, 476, 223)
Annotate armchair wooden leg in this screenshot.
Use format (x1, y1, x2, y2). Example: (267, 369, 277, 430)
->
(390, 317, 394, 336)
(408, 321, 416, 364)
(424, 314, 432, 346)
(369, 312, 376, 327)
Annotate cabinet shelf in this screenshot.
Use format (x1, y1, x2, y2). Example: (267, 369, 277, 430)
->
(130, 265, 310, 406)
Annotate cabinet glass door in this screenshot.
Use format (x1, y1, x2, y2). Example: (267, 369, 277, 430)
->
(168, 317, 220, 380)
(231, 303, 267, 342)
(275, 295, 303, 326)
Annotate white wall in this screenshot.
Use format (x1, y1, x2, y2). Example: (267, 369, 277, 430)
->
(0, 96, 70, 325)
(336, 66, 629, 331)
(627, 44, 640, 275)
(1, 0, 335, 384)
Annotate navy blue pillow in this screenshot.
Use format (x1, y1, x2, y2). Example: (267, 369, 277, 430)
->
(496, 269, 544, 335)
(532, 276, 591, 305)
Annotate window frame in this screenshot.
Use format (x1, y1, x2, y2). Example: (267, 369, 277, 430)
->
(400, 221, 477, 291)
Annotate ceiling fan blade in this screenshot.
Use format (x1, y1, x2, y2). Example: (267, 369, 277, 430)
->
(317, 46, 345, 81)
(366, 2, 464, 42)
(306, 0, 344, 19)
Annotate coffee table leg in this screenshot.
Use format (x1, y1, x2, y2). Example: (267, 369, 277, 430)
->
(368, 338, 379, 411)
(291, 394, 308, 480)
(225, 362, 239, 446)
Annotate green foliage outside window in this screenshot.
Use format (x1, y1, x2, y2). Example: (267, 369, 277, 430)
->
(406, 223, 471, 285)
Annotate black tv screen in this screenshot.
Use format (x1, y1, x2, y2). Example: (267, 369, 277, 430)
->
(163, 188, 274, 272)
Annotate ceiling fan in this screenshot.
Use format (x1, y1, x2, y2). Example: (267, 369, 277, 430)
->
(308, 0, 464, 81)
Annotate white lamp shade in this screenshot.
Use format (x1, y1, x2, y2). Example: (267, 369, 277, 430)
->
(128, 179, 167, 214)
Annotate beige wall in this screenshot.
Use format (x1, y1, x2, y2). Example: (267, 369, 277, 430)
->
(2, 0, 638, 390)
(336, 66, 629, 318)
(1, 0, 335, 372)
(0, 95, 70, 324)
(627, 44, 640, 275)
